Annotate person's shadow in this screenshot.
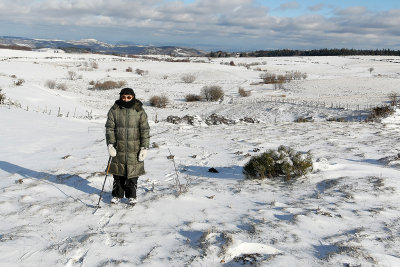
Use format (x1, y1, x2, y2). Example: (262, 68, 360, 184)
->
(0, 161, 104, 207)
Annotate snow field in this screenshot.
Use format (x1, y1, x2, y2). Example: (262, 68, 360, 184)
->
(1, 49, 400, 266)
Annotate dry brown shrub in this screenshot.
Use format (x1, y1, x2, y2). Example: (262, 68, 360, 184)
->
(91, 61, 99, 69)
(259, 72, 277, 84)
(56, 83, 67, 91)
(136, 68, 147, 76)
(201, 85, 224, 101)
(238, 87, 251, 97)
(67, 71, 78, 80)
(185, 94, 202, 102)
(149, 95, 169, 108)
(181, 74, 196, 83)
(388, 92, 398, 106)
(0, 88, 5, 104)
(118, 81, 127, 88)
(46, 80, 56, 89)
(15, 79, 25, 86)
(93, 80, 126, 90)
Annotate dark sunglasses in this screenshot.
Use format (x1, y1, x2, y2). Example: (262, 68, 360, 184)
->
(121, 95, 133, 100)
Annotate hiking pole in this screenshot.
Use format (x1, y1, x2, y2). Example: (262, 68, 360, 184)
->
(96, 156, 112, 207)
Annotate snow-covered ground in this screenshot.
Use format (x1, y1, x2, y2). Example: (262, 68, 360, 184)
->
(1, 49, 400, 266)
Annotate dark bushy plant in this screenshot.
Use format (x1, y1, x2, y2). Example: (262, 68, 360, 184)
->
(238, 87, 251, 97)
(45, 80, 56, 89)
(201, 85, 224, 101)
(243, 146, 313, 180)
(368, 105, 394, 121)
(0, 88, 5, 104)
(150, 95, 169, 108)
(185, 94, 201, 102)
(15, 79, 25, 86)
(181, 74, 196, 83)
(93, 80, 126, 90)
(136, 68, 147, 76)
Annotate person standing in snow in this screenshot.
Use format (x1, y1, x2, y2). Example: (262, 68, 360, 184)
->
(105, 88, 150, 205)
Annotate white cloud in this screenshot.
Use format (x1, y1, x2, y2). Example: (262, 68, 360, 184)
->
(336, 6, 367, 16)
(309, 3, 324, 12)
(279, 1, 300, 11)
(0, 0, 399, 50)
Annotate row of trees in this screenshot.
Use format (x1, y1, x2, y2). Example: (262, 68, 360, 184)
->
(209, 48, 400, 58)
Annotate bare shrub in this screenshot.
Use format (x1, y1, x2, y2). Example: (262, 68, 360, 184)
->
(261, 71, 306, 84)
(201, 85, 224, 101)
(368, 67, 374, 74)
(185, 94, 202, 102)
(259, 72, 277, 84)
(118, 81, 127, 88)
(243, 145, 313, 180)
(46, 80, 56, 89)
(293, 71, 303, 80)
(277, 74, 286, 84)
(284, 72, 293, 83)
(152, 142, 159, 148)
(274, 82, 284, 89)
(89, 80, 95, 86)
(367, 105, 394, 121)
(294, 117, 314, 123)
(46, 80, 68, 90)
(181, 74, 196, 83)
(93, 80, 127, 90)
(15, 79, 25, 86)
(388, 92, 398, 106)
(126, 66, 133, 72)
(238, 62, 263, 69)
(67, 71, 78, 80)
(56, 83, 67, 91)
(149, 95, 169, 108)
(238, 87, 251, 97)
(91, 61, 99, 69)
(0, 88, 5, 104)
(136, 68, 147, 76)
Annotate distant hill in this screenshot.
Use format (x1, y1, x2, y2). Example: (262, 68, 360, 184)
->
(0, 36, 206, 57)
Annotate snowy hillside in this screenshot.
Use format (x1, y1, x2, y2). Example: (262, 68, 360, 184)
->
(0, 36, 205, 56)
(1, 49, 399, 266)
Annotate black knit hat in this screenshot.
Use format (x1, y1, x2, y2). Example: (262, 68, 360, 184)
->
(119, 88, 135, 96)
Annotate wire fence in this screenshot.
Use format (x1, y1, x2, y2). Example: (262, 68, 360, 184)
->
(1, 101, 97, 120)
(230, 96, 380, 112)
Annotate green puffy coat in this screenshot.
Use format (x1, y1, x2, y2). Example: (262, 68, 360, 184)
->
(105, 100, 150, 178)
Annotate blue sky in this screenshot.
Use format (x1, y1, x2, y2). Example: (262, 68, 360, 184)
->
(0, 0, 399, 51)
(261, 0, 400, 15)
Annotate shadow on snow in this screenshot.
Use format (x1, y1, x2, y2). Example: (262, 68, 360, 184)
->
(182, 165, 244, 180)
(0, 161, 105, 206)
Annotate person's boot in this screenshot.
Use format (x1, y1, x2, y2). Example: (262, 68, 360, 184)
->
(111, 197, 120, 204)
(128, 198, 137, 205)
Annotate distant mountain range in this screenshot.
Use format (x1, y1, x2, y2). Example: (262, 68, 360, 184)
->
(0, 36, 206, 56)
